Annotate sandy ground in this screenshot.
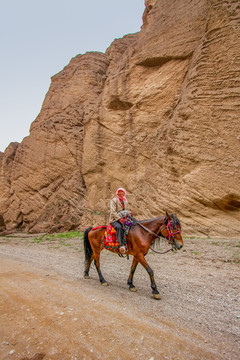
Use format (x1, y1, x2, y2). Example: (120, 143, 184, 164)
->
(0, 233, 239, 360)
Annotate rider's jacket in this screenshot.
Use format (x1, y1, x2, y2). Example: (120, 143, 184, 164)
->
(109, 197, 130, 223)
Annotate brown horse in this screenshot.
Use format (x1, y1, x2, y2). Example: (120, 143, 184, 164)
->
(83, 212, 183, 299)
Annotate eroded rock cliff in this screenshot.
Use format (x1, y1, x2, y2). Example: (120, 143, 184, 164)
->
(0, 0, 239, 237)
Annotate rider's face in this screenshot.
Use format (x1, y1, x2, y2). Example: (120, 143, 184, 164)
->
(117, 190, 125, 198)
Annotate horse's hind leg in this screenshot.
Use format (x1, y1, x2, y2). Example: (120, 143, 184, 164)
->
(127, 257, 138, 292)
(84, 253, 94, 279)
(137, 254, 161, 300)
(94, 252, 108, 286)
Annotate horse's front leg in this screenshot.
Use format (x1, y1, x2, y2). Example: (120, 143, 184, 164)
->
(137, 253, 161, 300)
(94, 251, 108, 286)
(127, 256, 138, 292)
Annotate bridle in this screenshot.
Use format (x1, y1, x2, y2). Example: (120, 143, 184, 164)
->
(166, 219, 181, 242)
(137, 219, 181, 254)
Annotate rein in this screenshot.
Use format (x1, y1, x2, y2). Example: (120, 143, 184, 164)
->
(136, 222, 174, 254)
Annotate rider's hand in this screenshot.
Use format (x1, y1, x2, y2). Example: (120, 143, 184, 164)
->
(118, 210, 129, 218)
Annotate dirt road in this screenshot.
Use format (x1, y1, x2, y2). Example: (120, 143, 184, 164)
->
(0, 234, 239, 360)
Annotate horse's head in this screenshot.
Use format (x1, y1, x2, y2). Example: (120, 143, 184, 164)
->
(160, 212, 183, 250)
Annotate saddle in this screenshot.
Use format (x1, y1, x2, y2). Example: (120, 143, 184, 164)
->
(103, 224, 120, 251)
(102, 214, 136, 251)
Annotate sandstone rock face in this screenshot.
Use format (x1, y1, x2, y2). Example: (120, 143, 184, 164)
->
(0, 0, 239, 237)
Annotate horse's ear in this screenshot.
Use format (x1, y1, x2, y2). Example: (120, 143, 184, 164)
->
(166, 212, 171, 220)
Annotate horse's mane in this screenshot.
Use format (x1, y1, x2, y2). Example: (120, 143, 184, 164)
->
(139, 214, 181, 230)
(164, 214, 181, 229)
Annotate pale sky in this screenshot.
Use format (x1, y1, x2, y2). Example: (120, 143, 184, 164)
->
(0, 0, 144, 152)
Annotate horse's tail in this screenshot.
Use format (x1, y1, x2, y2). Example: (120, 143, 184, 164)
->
(84, 227, 93, 262)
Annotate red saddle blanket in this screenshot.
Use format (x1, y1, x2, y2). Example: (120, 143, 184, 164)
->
(103, 225, 120, 250)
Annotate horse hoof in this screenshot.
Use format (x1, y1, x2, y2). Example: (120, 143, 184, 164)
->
(84, 275, 90, 279)
(153, 293, 161, 300)
(102, 282, 109, 286)
(129, 286, 137, 292)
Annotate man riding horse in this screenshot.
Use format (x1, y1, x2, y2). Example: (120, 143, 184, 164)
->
(109, 187, 130, 254)
(84, 191, 183, 299)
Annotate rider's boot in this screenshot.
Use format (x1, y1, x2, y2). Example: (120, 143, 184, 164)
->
(119, 245, 127, 254)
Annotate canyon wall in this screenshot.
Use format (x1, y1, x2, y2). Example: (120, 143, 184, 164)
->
(0, 0, 239, 238)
